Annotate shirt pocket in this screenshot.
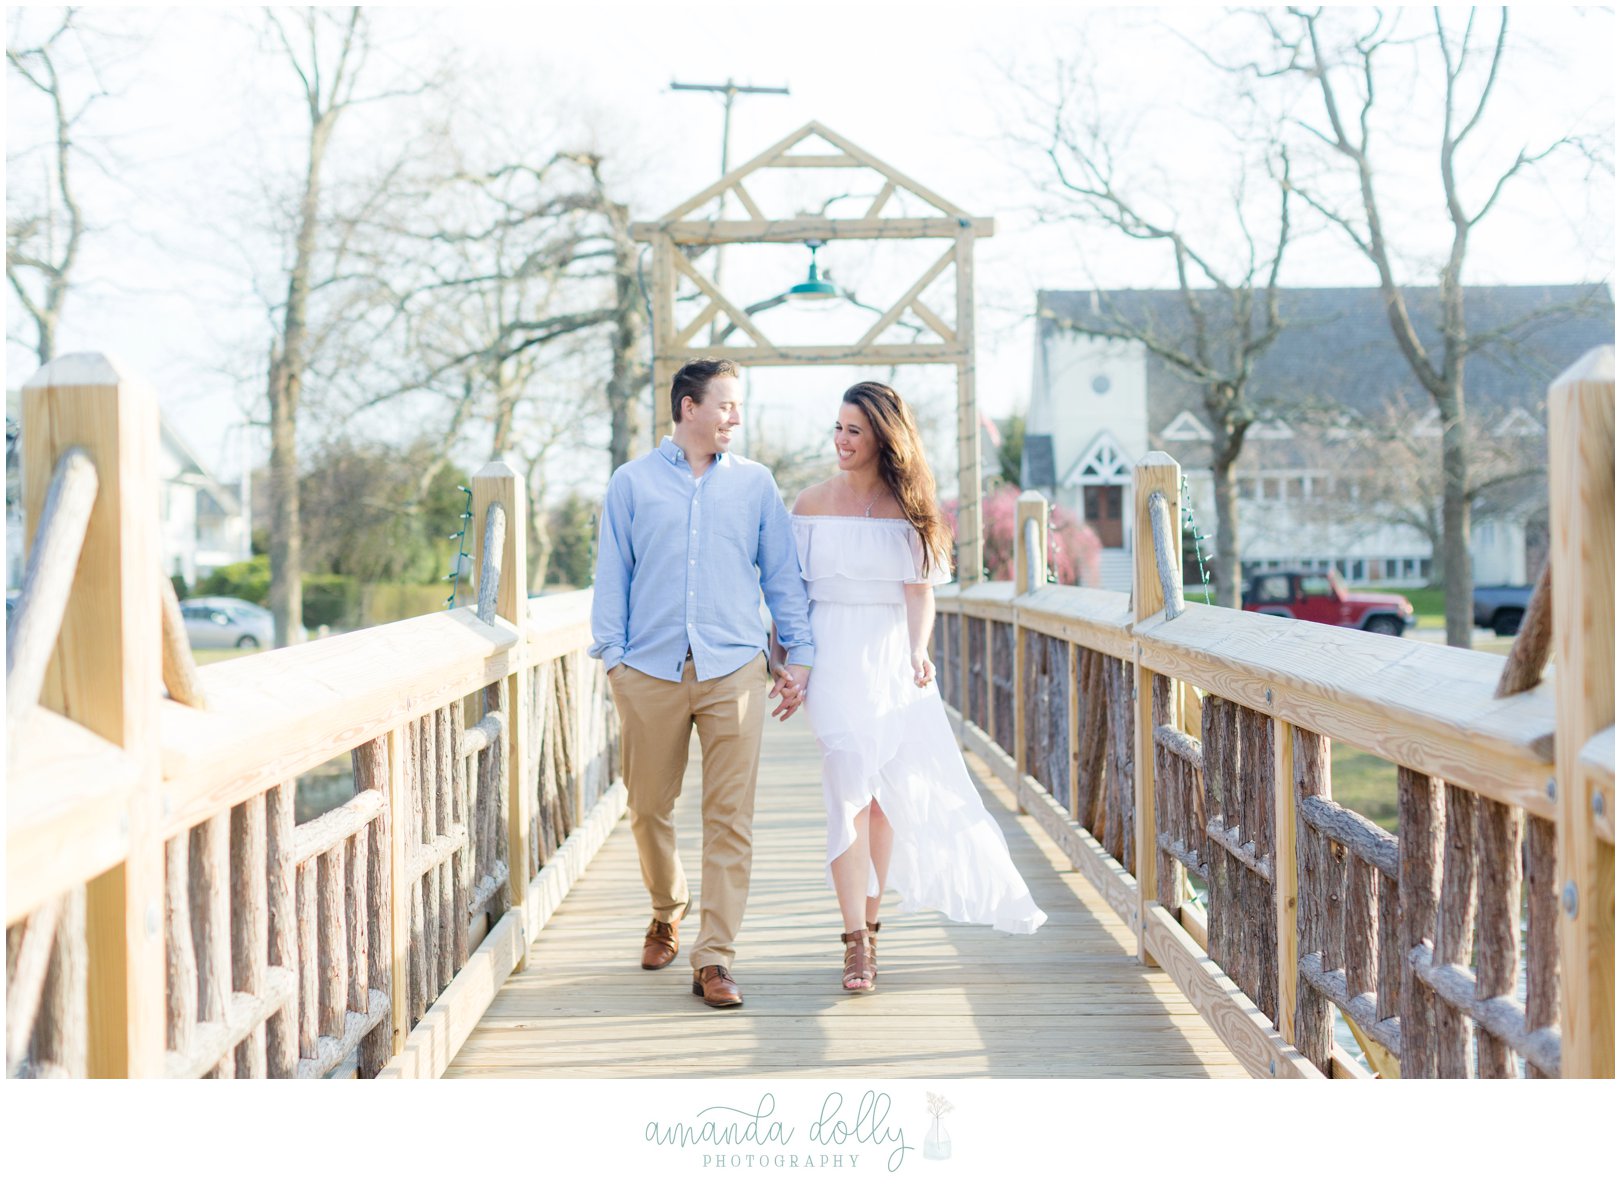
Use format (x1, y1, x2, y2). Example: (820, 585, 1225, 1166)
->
(710, 500, 759, 562)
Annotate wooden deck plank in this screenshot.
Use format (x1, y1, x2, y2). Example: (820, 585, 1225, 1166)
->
(446, 714, 1250, 1078)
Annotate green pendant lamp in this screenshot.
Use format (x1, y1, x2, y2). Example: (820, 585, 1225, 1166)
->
(785, 240, 839, 305)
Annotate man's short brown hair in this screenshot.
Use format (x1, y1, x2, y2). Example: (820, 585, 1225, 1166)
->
(670, 358, 740, 423)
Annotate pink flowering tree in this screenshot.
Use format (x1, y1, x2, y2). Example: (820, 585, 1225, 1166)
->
(942, 484, 1101, 586)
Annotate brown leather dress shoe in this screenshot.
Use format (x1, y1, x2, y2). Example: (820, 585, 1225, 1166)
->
(692, 965, 744, 1008)
(641, 917, 680, 970)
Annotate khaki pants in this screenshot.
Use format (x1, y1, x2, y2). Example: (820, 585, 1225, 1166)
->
(608, 652, 769, 970)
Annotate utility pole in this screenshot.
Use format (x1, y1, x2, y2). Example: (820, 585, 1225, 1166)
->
(670, 78, 789, 344)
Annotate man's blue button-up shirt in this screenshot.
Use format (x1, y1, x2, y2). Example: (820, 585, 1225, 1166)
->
(589, 436, 814, 683)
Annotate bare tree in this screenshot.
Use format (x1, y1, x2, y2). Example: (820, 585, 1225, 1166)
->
(324, 104, 654, 588)
(257, 6, 436, 646)
(745, 407, 833, 504)
(1295, 397, 1549, 577)
(1019, 58, 1294, 607)
(6, 8, 102, 365)
(350, 130, 645, 486)
(1236, 7, 1607, 644)
(593, 159, 650, 472)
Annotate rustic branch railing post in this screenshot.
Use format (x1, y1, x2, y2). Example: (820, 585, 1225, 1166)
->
(1013, 491, 1048, 787)
(1014, 491, 1047, 598)
(1293, 729, 1334, 1072)
(1274, 723, 1299, 1045)
(158, 567, 207, 710)
(956, 608, 970, 739)
(6, 447, 98, 752)
(1067, 640, 1082, 823)
(983, 616, 995, 747)
(1548, 345, 1615, 1078)
(1146, 492, 1185, 620)
(386, 726, 410, 1059)
(473, 463, 531, 971)
(21, 355, 165, 1077)
(1132, 452, 1180, 961)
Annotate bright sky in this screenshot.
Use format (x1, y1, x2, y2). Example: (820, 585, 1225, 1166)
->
(6, 2, 1615, 495)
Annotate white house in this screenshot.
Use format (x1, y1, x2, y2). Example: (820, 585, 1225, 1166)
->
(1026, 285, 1614, 591)
(7, 390, 250, 592)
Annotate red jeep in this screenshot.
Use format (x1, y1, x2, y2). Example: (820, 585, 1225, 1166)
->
(1243, 570, 1417, 636)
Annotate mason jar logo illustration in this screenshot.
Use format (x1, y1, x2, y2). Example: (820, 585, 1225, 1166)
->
(924, 1092, 953, 1160)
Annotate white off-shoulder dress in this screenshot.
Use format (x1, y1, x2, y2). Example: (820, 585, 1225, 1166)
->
(792, 515, 1047, 934)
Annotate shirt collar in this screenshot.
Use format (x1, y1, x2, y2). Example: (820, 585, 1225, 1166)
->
(658, 435, 730, 467)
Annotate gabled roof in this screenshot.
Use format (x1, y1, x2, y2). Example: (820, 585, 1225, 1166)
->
(7, 386, 239, 515)
(161, 420, 208, 479)
(655, 121, 968, 223)
(1494, 407, 1543, 436)
(1060, 429, 1134, 486)
(1160, 410, 1212, 441)
(1038, 284, 1615, 468)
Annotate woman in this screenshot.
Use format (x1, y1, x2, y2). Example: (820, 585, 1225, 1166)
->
(781, 380, 1046, 994)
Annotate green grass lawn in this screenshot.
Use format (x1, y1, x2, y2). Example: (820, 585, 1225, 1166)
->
(1467, 635, 1515, 656)
(1330, 741, 1401, 835)
(193, 646, 264, 665)
(1364, 584, 1444, 629)
(1346, 586, 1519, 655)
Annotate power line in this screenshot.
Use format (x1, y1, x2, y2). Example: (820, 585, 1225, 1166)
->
(670, 78, 790, 345)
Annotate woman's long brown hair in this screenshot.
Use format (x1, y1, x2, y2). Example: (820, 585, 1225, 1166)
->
(841, 380, 954, 578)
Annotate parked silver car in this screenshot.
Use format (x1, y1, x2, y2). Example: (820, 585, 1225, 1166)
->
(179, 597, 273, 649)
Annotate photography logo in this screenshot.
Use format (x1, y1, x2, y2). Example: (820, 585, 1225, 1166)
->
(642, 1090, 917, 1172)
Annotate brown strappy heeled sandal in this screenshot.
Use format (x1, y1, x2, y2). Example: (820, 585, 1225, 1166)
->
(840, 929, 873, 992)
(865, 921, 881, 987)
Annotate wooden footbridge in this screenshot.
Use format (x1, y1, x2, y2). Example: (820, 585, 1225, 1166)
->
(447, 713, 1246, 1078)
(7, 349, 1614, 1079)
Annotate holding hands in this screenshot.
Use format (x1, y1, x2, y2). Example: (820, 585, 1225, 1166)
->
(770, 662, 811, 721)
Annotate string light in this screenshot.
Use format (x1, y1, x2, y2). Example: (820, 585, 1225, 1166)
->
(1180, 474, 1213, 606)
(444, 485, 474, 609)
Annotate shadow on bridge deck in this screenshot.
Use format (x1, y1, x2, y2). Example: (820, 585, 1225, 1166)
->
(447, 715, 1247, 1078)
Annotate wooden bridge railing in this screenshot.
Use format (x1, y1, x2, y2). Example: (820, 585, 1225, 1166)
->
(6, 355, 622, 1078)
(937, 346, 1614, 1079)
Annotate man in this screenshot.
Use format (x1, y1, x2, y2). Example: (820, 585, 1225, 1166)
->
(590, 357, 813, 1008)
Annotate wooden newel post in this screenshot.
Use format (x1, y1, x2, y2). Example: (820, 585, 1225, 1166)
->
(22, 355, 164, 1077)
(1132, 452, 1180, 963)
(1013, 491, 1048, 786)
(1548, 346, 1615, 1078)
(473, 463, 531, 971)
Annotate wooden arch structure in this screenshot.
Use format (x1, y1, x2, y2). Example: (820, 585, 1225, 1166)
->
(630, 120, 994, 584)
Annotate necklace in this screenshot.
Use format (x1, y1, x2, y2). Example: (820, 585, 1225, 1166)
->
(844, 475, 885, 517)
